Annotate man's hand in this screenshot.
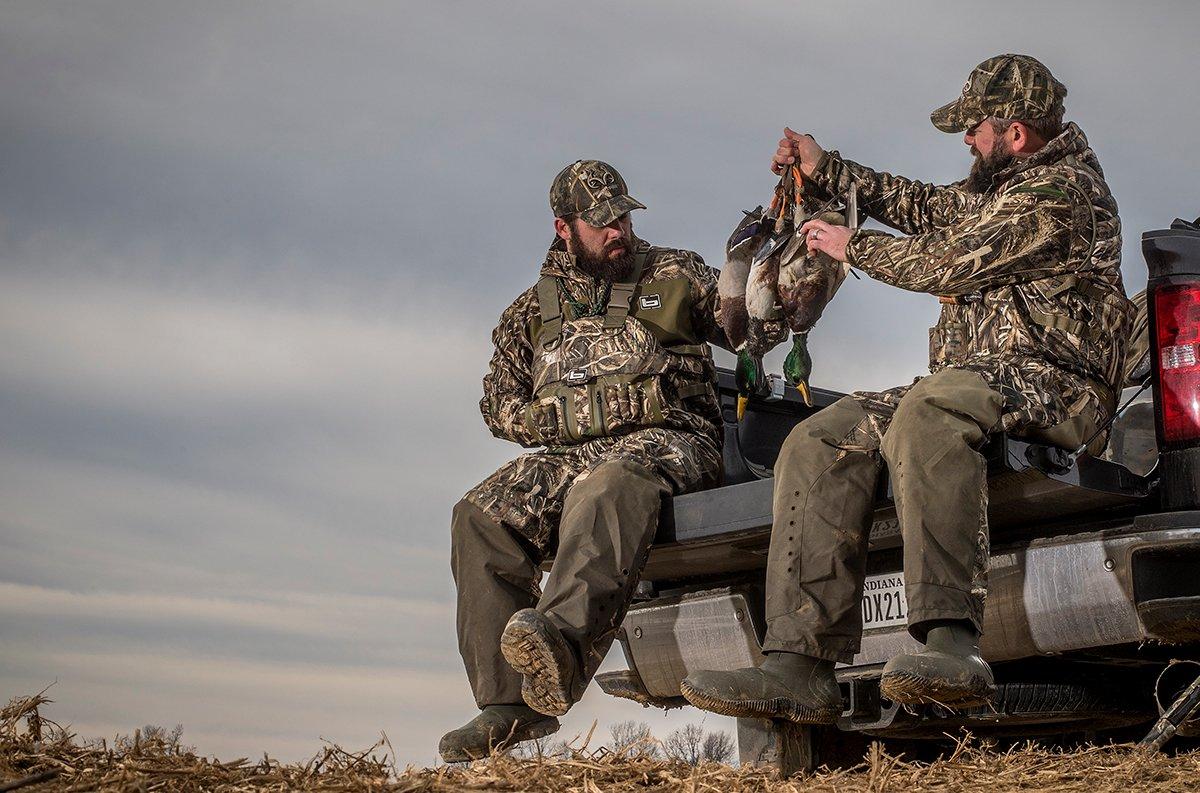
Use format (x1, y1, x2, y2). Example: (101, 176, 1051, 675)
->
(799, 219, 852, 263)
(772, 128, 826, 177)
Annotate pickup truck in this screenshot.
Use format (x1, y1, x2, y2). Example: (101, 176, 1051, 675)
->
(593, 219, 1200, 771)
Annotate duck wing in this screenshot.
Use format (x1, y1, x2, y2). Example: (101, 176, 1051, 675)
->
(717, 207, 766, 351)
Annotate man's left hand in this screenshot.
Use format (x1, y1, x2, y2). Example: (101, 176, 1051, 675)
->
(799, 219, 852, 263)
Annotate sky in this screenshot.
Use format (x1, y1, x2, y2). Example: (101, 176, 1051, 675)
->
(1, 0, 1197, 768)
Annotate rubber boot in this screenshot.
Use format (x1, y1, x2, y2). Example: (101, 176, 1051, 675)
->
(879, 620, 995, 708)
(438, 704, 559, 763)
(500, 609, 579, 717)
(679, 651, 842, 724)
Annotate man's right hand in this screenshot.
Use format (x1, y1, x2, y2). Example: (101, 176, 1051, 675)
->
(772, 128, 825, 177)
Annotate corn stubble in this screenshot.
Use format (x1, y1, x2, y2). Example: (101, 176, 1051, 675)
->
(4, 692, 1200, 792)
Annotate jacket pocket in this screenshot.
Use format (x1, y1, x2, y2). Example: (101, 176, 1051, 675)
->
(524, 394, 577, 444)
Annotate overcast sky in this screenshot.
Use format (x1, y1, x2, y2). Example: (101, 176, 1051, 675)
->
(1, 0, 1196, 767)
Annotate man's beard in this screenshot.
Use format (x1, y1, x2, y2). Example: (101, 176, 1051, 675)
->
(964, 144, 1018, 194)
(572, 238, 635, 282)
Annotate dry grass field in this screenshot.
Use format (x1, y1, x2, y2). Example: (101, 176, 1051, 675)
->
(5, 691, 1200, 792)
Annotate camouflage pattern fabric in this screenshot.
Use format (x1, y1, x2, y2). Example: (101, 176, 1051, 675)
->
(930, 53, 1067, 133)
(810, 122, 1134, 437)
(1123, 289, 1149, 387)
(467, 427, 720, 550)
(468, 238, 727, 546)
(549, 160, 646, 227)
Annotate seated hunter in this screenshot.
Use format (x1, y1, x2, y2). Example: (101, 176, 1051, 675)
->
(440, 160, 737, 761)
(680, 54, 1136, 723)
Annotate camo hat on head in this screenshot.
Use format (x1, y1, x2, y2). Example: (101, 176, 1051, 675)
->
(550, 160, 646, 227)
(931, 54, 1067, 133)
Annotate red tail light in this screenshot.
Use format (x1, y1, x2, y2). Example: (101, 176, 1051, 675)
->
(1154, 283, 1200, 447)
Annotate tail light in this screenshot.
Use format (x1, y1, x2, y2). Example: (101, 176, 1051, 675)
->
(1154, 284, 1200, 448)
(1145, 218, 1200, 509)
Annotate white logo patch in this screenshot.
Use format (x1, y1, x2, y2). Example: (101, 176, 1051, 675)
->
(639, 294, 662, 310)
(566, 367, 588, 383)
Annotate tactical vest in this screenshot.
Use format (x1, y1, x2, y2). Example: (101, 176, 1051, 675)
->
(524, 251, 712, 444)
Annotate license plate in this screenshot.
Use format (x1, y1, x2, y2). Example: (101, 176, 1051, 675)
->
(862, 571, 907, 630)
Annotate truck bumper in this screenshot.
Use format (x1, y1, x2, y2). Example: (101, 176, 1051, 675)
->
(602, 513, 1200, 703)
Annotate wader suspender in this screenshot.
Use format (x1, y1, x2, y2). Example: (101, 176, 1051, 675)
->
(535, 250, 648, 347)
(603, 252, 646, 329)
(535, 277, 563, 350)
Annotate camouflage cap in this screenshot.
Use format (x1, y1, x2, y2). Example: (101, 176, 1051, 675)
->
(550, 160, 646, 227)
(931, 54, 1067, 133)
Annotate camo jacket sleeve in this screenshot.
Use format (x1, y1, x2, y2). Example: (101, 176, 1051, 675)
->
(809, 150, 975, 234)
(479, 288, 546, 447)
(844, 172, 1075, 296)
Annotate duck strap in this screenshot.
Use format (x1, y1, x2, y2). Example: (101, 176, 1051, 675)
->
(1027, 307, 1103, 341)
(603, 251, 647, 329)
(1028, 274, 1118, 342)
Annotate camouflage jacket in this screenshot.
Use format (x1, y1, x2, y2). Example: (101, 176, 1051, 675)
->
(480, 237, 729, 449)
(808, 122, 1134, 427)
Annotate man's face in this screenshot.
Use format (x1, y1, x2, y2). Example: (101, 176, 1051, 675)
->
(964, 117, 1004, 159)
(559, 213, 635, 280)
(565, 214, 632, 261)
(963, 119, 1017, 194)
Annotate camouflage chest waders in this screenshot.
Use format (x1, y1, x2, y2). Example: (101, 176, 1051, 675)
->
(454, 244, 722, 709)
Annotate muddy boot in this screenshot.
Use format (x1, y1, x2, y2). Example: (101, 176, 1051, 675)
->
(879, 621, 995, 708)
(679, 651, 842, 724)
(500, 609, 579, 717)
(438, 704, 559, 763)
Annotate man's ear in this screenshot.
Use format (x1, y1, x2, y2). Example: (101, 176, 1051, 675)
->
(1010, 121, 1045, 155)
(554, 217, 572, 243)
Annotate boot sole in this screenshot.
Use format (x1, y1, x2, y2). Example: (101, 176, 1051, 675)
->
(500, 612, 574, 717)
(438, 717, 560, 763)
(879, 670, 995, 709)
(679, 679, 839, 725)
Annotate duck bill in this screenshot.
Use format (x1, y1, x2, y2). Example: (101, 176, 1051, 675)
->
(796, 381, 812, 407)
(736, 395, 749, 422)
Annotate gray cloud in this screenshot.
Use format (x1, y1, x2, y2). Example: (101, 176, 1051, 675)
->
(1, 0, 1196, 767)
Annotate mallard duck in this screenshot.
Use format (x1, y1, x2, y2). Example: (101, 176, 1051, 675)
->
(718, 208, 772, 420)
(782, 331, 813, 406)
(776, 210, 850, 405)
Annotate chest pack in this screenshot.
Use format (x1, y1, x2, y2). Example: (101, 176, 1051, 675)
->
(524, 249, 712, 443)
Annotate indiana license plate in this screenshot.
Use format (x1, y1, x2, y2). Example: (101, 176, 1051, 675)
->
(861, 571, 907, 630)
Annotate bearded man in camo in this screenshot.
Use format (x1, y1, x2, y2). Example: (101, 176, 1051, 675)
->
(681, 54, 1136, 724)
(439, 160, 734, 762)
